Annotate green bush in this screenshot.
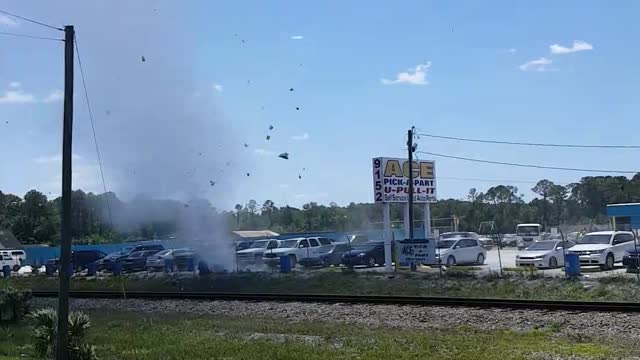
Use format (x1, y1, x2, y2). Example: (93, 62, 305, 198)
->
(0, 287, 31, 322)
(30, 308, 98, 360)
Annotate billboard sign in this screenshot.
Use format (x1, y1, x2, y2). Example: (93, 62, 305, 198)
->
(372, 157, 436, 203)
(397, 239, 436, 264)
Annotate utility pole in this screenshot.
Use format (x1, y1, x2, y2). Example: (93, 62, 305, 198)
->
(407, 128, 414, 241)
(56, 25, 74, 360)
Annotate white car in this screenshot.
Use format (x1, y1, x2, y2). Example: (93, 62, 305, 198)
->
(262, 237, 333, 267)
(236, 239, 280, 264)
(568, 231, 637, 270)
(0, 250, 25, 271)
(145, 248, 191, 271)
(516, 240, 574, 268)
(435, 238, 487, 266)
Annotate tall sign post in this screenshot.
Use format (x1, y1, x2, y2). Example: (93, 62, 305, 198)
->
(372, 156, 437, 271)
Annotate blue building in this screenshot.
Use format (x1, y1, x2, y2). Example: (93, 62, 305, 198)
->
(606, 203, 640, 231)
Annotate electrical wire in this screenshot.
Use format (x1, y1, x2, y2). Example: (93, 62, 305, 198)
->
(417, 132, 640, 149)
(0, 31, 62, 41)
(439, 176, 543, 185)
(0, 9, 63, 31)
(415, 151, 638, 174)
(74, 35, 114, 228)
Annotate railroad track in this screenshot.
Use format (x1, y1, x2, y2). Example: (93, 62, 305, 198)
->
(30, 290, 640, 313)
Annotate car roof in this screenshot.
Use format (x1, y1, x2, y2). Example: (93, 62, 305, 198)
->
(586, 231, 632, 235)
(517, 223, 541, 227)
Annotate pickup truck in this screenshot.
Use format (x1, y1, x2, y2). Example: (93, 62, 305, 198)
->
(262, 237, 333, 267)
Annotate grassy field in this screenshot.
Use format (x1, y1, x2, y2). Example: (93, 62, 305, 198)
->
(0, 309, 631, 360)
(3, 271, 640, 302)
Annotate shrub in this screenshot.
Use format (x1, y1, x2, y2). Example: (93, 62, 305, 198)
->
(0, 287, 31, 322)
(30, 308, 98, 360)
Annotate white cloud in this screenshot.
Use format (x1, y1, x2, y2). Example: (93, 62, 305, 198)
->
(290, 35, 304, 40)
(550, 40, 593, 55)
(9, 82, 21, 88)
(519, 57, 553, 72)
(291, 132, 309, 141)
(0, 90, 35, 104)
(43, 89, 63, 103)
(254, 148, 276, 156)
(0, 14, 19, 27)
(213, 83, 223, 92)
(34, 154, 82, 164)
(381, 62, 431, 85)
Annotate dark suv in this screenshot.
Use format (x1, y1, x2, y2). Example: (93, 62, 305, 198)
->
(46, 250, 107, 272)
(96, 244, 165, 271)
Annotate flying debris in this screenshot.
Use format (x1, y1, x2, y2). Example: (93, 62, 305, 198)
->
(298, 174, 302, 179)
(302, 168, 306, 171)
(141, 56, 146, 62)
(289, 88, 294, 92)
(278, 152, 289, 160)
(209, 180, 216, 186)
(269, 125, 274, 130)
(296, 107, 300, 111)
(225, 161, 231, 166)
(246, 172, 250, 177)
(266, 135, 271, 141)
(105, 110, 111, 115)
(198, 152, 203, 156)
(184, 204, 190, 208)
(243, 143, 249, 148)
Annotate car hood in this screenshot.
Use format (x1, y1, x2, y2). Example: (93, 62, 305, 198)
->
(569, 244, 610, 252)
(237, 248, 264, 255)
(518, 250, 550, 257)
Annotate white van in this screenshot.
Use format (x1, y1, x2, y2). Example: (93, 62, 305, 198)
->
(516, 224, 542, 249)
(0, 249, 25, 271)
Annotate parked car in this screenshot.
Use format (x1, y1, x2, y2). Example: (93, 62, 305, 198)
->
(173, 250, 198, 270)
(622, 249, 640, 270)
(299, 242, 351, 267)
(262, 237, 333, 267)
(440, 232, 480, 240)
(568, 231, 637, 270)
(146, 248, 192, 271)
(500, 234, 519, 247)
(236, 239, 280, 264)
(516, 240, 574, 268)
(0, 249, 26, 271)
(435, 238, 486, 266)
(96, 244, 165, 271)
(236, 240, 254, 251)
(341, 242, 386, 268)
(121, 250, 162, 272)
(47, 250, 107, 272)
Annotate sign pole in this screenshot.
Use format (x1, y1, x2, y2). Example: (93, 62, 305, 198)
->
(403, 204, 410, 240)
(424, 203, 431, 239)
(407, 129, 414, 241)
(383, 202, 393, 272)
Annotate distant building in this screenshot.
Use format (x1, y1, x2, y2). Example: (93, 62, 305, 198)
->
(0, 229, 22, 249)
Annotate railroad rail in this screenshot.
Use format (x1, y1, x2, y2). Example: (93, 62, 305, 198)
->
(31, 291, 640, 313)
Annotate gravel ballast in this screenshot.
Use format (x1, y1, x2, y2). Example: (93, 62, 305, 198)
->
(31, 297, 640, 339)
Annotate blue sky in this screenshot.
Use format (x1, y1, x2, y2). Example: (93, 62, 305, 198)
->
(1, 1, 640, 210)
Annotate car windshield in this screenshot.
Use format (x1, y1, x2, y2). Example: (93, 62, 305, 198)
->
(279, 240, 300, 248)
(525, 242, 556, 251)
(155, 250, 171, 257)
(517, 226, 540, 236)
(247, 240, 269, 249)
(577, 234, 611, 245)
(437, 240, 457, 249)
(440, 233, 465, 239)
(129, 251, 144, 257)
(352, 244, 378, 251)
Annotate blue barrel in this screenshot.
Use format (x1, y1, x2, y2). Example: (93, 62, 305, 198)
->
(164, 259, 174, 273)
(279, 255, 291, 273)
(2, 265, 10, 277)
(565, 253, 580, 277)
(112, 261, 123, 276)
(45, 264, 54, 276)
(86, 262, 97, 276)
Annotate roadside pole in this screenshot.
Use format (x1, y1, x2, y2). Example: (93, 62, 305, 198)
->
(56, 25, 74, 360)
(403, 204, 410, 241)
(407, 129, 414, 242)
(423, 203, 431, 239)
(383, 203, 392, 272)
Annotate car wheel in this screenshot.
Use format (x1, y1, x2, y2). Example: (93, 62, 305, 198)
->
(602, 253, 614, 271)
(288, 255, 297, 268)
(548, 257, 558, 268)
(476, 253, 485, 265)
(446, 256, 456, 266)
(366, 257, 376, 268)
(12, 265, 20, 272)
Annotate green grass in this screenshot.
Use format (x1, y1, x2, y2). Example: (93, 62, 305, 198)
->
(0, 310, 629, 359)
(4, 271, 640, 302)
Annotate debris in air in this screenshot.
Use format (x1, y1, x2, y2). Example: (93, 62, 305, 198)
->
(105, 110, 111, 115)
(184, 204, 190, 208)
(141, 56, 146, 62)
(296, 107, 300, 111)
(246, 172, 250, 177)
(278, 152, 289, 160)
(244, 143, 249, 148)
(225, 161, 231, 166)
(289, 88, 294, 92)
(266, 135, 271, 141)
(269, 125, 274, 130)
(209, 180, 215, 186)
(298, 174, 302, 179)
(198, 152, 203, 156)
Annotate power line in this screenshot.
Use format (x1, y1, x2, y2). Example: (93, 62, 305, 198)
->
(0, 9, 63, 31)
(418, 132, 640, 149)
(0, 31, 62, 41)
(416, 151, 638, 174)
(74, 35, 114, 228)
(440, 176, 541, 185)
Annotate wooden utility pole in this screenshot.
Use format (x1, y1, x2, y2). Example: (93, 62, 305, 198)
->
(56, 25, 74, 360)
(407, 128, 414, 241)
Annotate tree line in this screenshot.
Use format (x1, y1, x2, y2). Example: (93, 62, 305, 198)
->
(1, 174, 640, 245)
